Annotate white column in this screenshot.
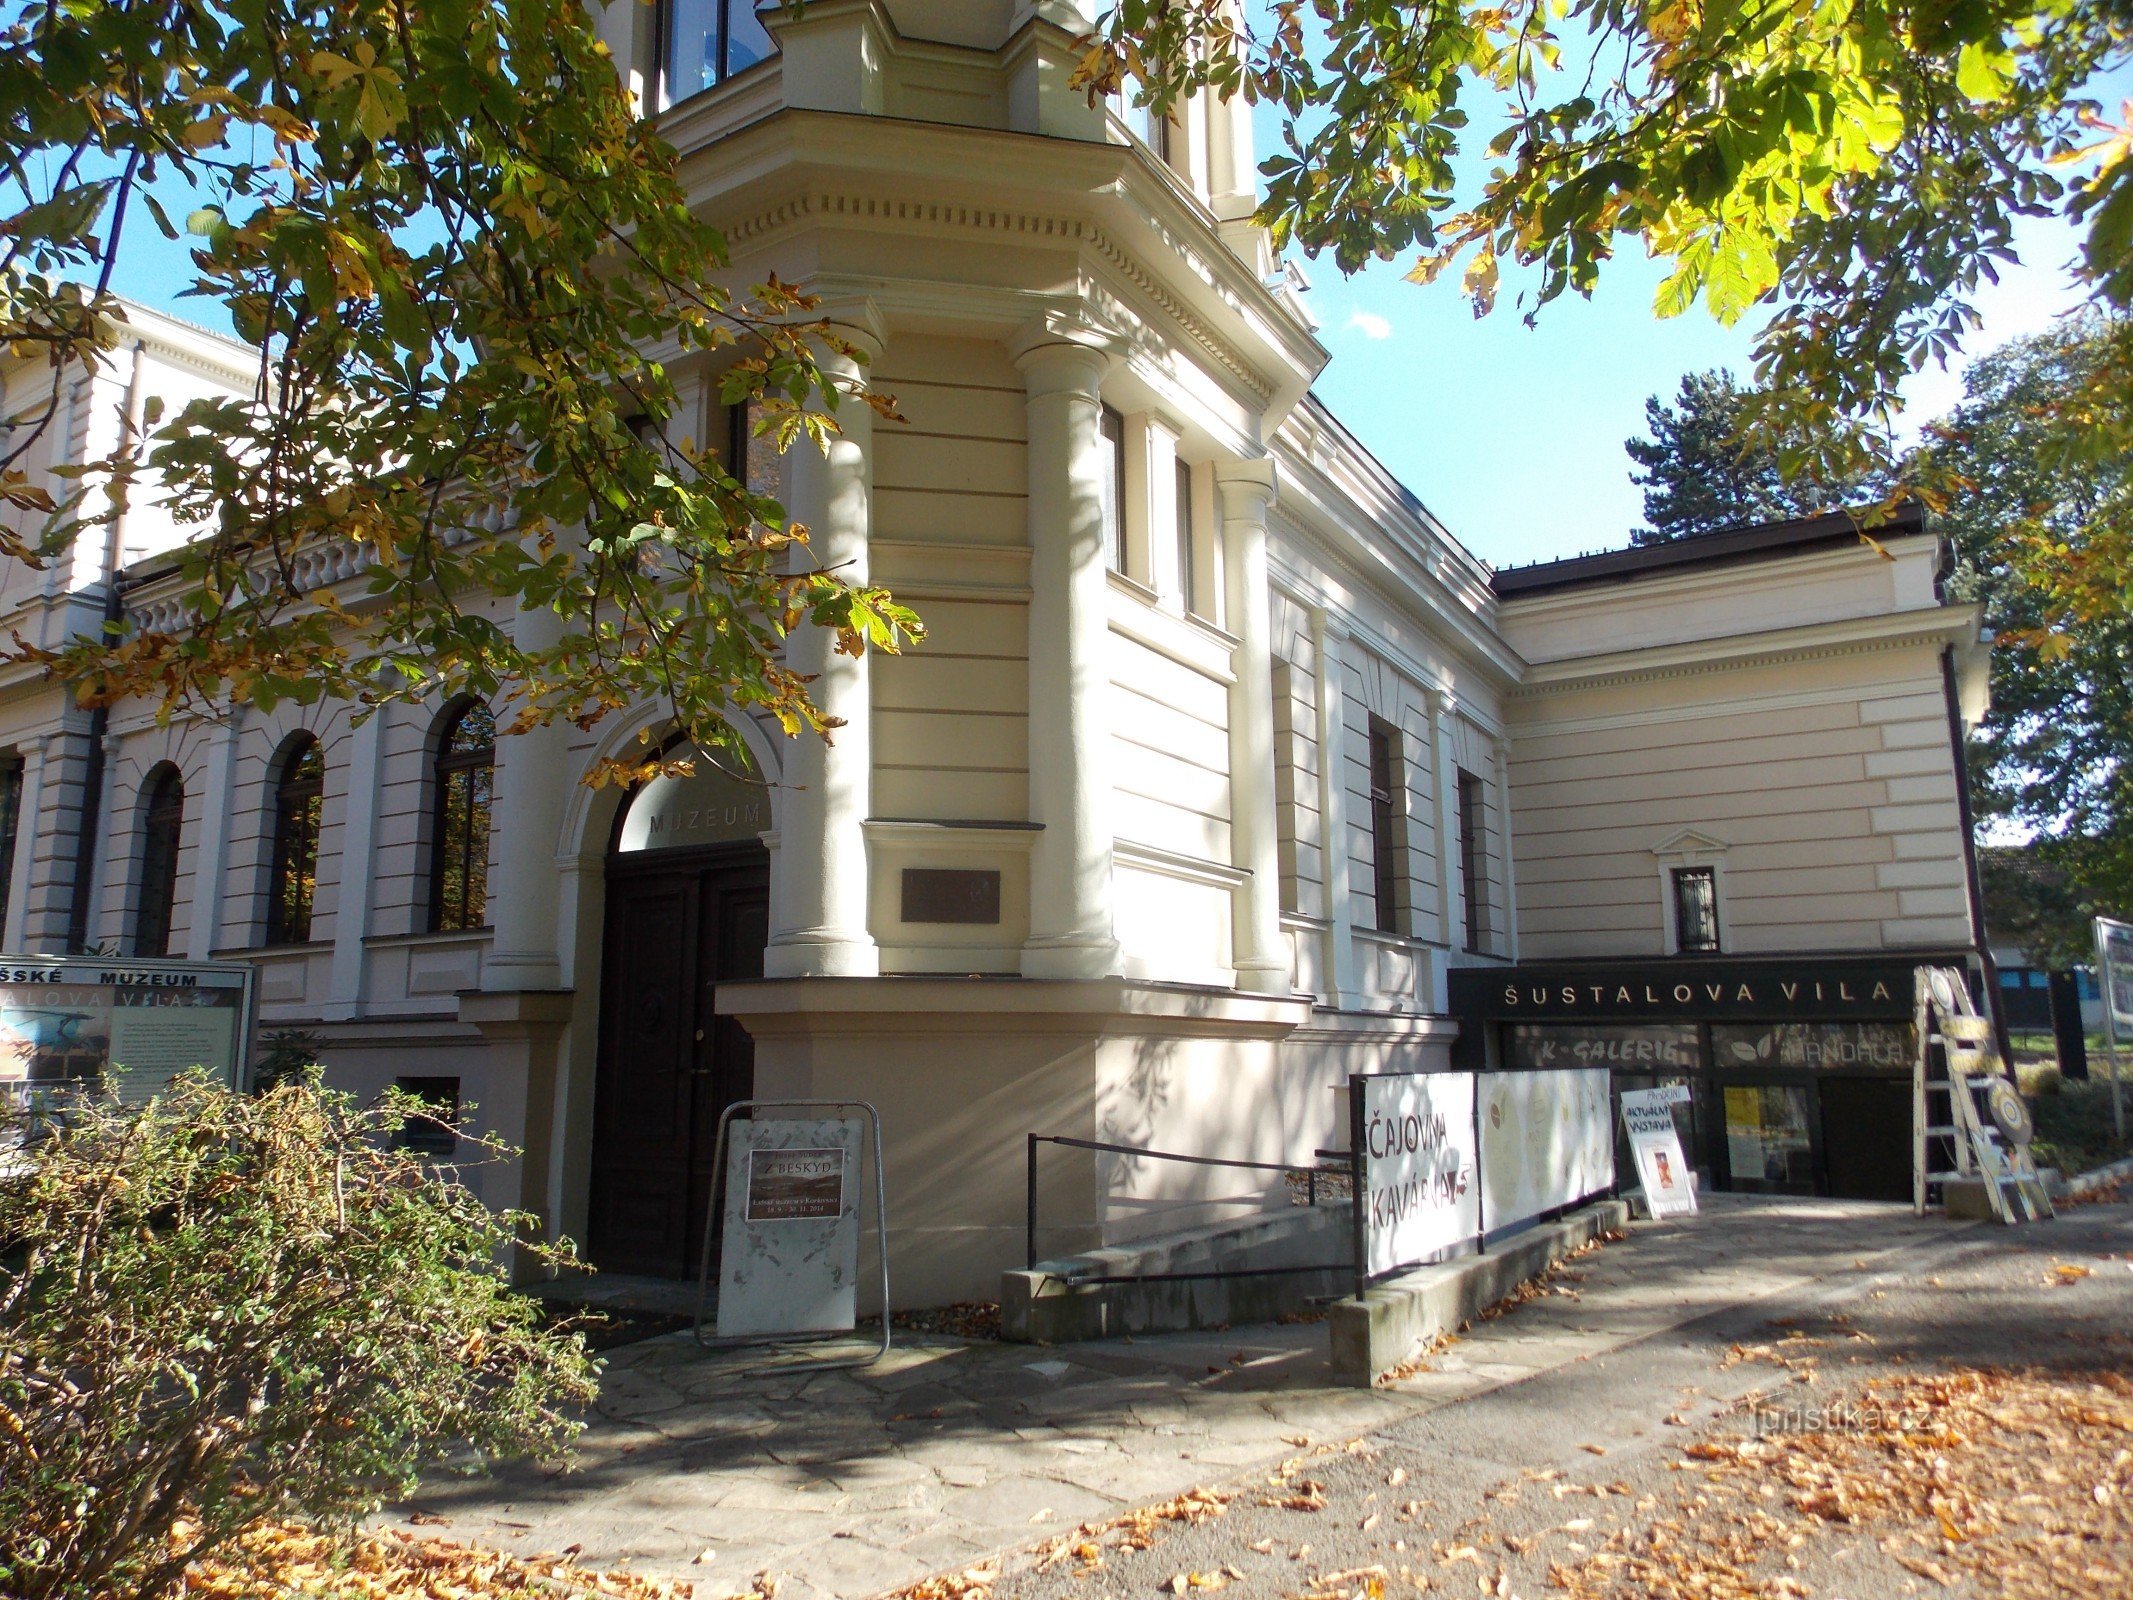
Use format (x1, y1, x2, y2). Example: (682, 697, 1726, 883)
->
(1014, 318, 1122, 980)
(1215, 459, 1288, 992)
(184, 708, 244, 960)
(484, 609, 569, 993)
(324, 709, 385, 1016)
(765, 317, 881, 979)
(1312, 610, 1360, 1009)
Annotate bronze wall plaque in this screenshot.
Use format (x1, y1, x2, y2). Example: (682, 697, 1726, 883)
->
(900, 867, 1001, 925)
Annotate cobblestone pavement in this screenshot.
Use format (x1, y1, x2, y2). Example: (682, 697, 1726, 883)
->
(399, 1197, 1968, 1599)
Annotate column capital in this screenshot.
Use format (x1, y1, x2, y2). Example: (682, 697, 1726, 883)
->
(1422, 683, 1456, 718)
(1009, 308, 1127, 391)
(813, 296, 889, 366)
(1213, 456, 1278, 515)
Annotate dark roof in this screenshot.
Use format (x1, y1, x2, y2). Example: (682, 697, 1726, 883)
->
(1490, 502, 1929, 599)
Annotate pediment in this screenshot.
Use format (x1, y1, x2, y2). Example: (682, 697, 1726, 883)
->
(1649, 827, 1730, 859)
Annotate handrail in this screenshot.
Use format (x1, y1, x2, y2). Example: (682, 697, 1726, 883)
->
(1024, 1131, 1349, 1271)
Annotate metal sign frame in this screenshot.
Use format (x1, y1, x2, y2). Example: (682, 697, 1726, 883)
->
(0, 953, 257, 1110)
(692, 1097, 891, 1372)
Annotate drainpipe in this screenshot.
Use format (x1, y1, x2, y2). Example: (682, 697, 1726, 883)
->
(64, 339, 148, 953)
(1941, 643, 2010, 1068)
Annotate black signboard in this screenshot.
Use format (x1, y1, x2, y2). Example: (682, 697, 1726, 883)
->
(1451, 956, 1948, 1025)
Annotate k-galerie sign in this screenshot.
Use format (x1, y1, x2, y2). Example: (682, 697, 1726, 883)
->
(716, 1117, 864, 1339)
(1352, 1071, 1480, 1280)
(1620, 1085, 1697, 1219)
(0, 957, 253, 1104)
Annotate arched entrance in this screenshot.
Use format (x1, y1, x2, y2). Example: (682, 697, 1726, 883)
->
(588, 746, 771, 1277)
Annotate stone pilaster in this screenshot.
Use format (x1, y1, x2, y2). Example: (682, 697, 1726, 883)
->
(765, 312, 883, 979)
(1215, 459, 1289, 993)
(1013, 314, 1124, 981)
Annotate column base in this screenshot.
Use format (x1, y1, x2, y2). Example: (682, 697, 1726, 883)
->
(1020, 936, 1123, 981)
(1232, 959, 1294, 995)
(763, 930, 882, 979)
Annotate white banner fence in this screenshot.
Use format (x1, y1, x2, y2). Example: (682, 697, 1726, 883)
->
(1350, 1066, 1615, 1289)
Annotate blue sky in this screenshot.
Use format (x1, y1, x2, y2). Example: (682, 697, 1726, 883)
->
(1276, 101, 2121, 571)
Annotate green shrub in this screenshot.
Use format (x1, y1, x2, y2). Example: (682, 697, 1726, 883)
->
(0, 1076, 599, 1600)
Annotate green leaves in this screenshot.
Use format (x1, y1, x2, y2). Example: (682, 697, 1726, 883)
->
(3, 0, 916, 772)
(1094, 0, 2119, 450)
(0, 1075, 599, 1600)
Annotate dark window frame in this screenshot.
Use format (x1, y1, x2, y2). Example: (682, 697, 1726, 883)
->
(1457, 766, 1488, 953)
(265, 734, 325, 946)
(392, 1075, 461, 1158)
(429, 700, 495, 933)
(0, 755, 21, 939)
(1672, 865, 1722, 954)
(1099, 404, 1128, 575)
(134, 763, 185, 958)
(1367, 717, 1405, 936)
(659, 0, 776, 108)
(1174, 455, 1197, 614)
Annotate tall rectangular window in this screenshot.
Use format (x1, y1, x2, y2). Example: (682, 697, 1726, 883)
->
(1673, 866, 1721, 954)
(1174, 456, 1197, 613)
(1109, 89, 1172, 160)
(1367, 717, 1404, 935)
(0, 756, 20, 940)
(1457, 767, 1487, 952)
(663, 0, 775, 105)
(1099, 404, 1127, 573)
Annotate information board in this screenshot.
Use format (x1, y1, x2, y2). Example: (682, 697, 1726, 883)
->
(1352, 1070, 1480, 1280)
(0, 957, 252, 1104)
(1477, 1067, 1614, 1234)
(1621, 1084, 1697, 1218)
(716, 1116, 865, 1339)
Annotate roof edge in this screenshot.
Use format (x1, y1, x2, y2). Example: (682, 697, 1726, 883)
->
(1492, 502, 1929, 599)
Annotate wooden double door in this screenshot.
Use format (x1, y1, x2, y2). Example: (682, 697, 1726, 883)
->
(589, 844, 769, 1277)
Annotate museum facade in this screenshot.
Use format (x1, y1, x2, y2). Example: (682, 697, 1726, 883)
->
(0, 0, 1991, 1302)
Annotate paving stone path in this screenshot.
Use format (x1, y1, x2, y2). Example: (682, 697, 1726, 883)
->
(401, 1196, 1965, 1600)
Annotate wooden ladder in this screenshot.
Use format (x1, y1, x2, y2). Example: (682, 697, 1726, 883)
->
(1913, 966, 2054, 1223)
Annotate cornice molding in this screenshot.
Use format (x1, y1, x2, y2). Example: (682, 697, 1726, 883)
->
(1511, 605, 1980, 697)
(723, 187, 1281, 403)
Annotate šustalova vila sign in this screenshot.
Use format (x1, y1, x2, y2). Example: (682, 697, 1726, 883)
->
(1450, 957, 1938, 1024)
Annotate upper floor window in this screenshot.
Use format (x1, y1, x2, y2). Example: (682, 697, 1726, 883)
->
(134, 763, 185, 958)
(664, 0, 775, 106)
(430, 701, 495, 932)
(1672, 866, 1722, 954)
(1457, 766, 1488, 952)
(1368, 717, 1405, 935)
(1174, 456, 1198, 614)
(1099, 404, 1127, 574)
(1110, 89, 1172, 161)
(266, 734, 324, 945)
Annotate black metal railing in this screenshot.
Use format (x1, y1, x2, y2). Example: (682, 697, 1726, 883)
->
(1023, 1132, 1353, 1286)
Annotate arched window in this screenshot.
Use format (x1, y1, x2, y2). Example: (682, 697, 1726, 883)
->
(134, 763, 185, 958)
(266, 734, 325, 945)
(430, 701, 495, 931)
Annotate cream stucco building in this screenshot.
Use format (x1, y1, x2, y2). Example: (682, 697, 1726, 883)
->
(0, 1, 1993, 1302)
